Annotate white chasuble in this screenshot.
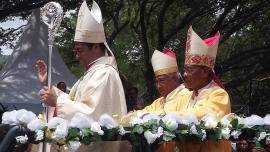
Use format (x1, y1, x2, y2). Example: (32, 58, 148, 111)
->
(32, 57, 131, 152)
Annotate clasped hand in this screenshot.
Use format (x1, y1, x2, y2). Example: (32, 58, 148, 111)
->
(40, 86, 57, 107)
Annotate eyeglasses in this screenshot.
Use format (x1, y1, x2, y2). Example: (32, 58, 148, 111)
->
(155, 75, 174, 86)
(183, 66, 204, 74)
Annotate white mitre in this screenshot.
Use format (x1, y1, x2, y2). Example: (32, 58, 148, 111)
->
(74, 1, 105, 43)
(185, 26, 220, 69)
(151, 48, 178, 77)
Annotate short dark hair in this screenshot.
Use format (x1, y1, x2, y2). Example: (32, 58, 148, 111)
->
(57, 82, 66, 88)
(129, 87, 138, 94)
(84, 43, 106, 52)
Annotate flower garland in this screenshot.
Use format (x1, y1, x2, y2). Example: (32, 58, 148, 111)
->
(2, 110, 270, 152)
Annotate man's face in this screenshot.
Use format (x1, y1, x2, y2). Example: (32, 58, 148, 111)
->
(74, 42, 96, 67)
(155, 74, 176, 98)
(130, 89, 137, 99)
(183, 65, 206, 89)
(239, 140, 249, 151)
(58, 83, 66, 92)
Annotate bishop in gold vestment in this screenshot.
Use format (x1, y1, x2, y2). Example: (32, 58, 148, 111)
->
(157, 26, 231, 152)
(134, 48, 189, 117)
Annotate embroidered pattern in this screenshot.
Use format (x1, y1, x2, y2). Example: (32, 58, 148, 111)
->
(154, 67, 178, 77)
(185, 27, 216, 68)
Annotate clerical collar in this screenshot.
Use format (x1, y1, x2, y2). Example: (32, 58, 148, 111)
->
(196, 80, 214, 95)
(84, 56, 106, 71)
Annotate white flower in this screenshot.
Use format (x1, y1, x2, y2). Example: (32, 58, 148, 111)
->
(144, 131, 159, 144)
(130, 116, 144, 126)
(91, 122, 104, 135)
(16, 109, 37, 125)
(69, 113, 94, 129)
(244, 115, 264, 128)
(35, 130, 44, 141)
(68, 141, 81, 152)
(221, 113, 235, 128)
(52, 122, 69, 140)
(161, 112, 182, 124)
(181, 113, 199, 125)
(2, 110, 19, 125)
(137, 126, 144, 134)
(27, 118, 45, 131)
(264, 115, 270, 125)
(142, 113, 160, 123)
(48, 117, 69, 129)
(98, 114, 118, 129)
(237, 117, 245, 125)
(201, 129, 206, 141)
(258, 132, 267, 140)
(15, 134, 28, 144)
(231, 130, 242, 139)
(165, 118, 178, 130)
(190, 125, 198, 135)
(201, 114, 217, 129)
(221, 127, 231, 140)
(157, 127, 164, 137)
(118, 125, 126, 136)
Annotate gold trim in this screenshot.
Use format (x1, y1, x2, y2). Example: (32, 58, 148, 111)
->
(154, 67, 178, 77)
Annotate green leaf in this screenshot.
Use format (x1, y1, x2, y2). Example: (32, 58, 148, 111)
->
(41, 126, 48, 132)
(215, 128, 222, 140)
(159, 119, 167, 128)
(174, 146, 180, 152)
(230, 119, 238, 128)
(163, 131, 176, 142)
(66, 128, 79, 141)
(257, 126, 265, 132)
(178, 133, 185, 141)
(81, 136, 92, 145)
(208, 134, 219, 148)
(238, 124, 244, 129)
(107, 128, 119, 140)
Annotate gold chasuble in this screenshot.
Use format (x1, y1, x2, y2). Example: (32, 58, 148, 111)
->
(157, 83, 231, 152)
(137, 84, 189, 115)
(157, 26, 231, 152)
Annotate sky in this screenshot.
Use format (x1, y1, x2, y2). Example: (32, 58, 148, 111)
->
(0, 18, 27, 55)
(0, 10, 76, 56)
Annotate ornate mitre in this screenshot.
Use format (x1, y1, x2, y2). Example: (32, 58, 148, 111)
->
(151, 48, 178, 77)
(185, 26, 220, 69)
(74, 1, 105, 43)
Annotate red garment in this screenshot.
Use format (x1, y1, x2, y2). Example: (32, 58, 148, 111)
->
(211, 71, 225, 89)
(203, 33, 225, 90)
(163, 48, 176, 58)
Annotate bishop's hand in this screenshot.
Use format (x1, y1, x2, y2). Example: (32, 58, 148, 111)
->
(36, 60, 47, 87)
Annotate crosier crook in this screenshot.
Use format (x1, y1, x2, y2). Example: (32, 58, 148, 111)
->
(40, 2, 63, 152)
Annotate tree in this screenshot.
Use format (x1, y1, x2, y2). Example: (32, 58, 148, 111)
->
(1, 0, 270, 115)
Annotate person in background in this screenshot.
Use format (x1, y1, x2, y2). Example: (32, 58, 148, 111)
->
(237, 140, 250, 152)
(56, 82, 66, 93)
(129, 87, 143, 110)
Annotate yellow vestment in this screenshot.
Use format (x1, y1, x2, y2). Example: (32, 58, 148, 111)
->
(157, 82, 231, 152)
(137, 84, 189, 115)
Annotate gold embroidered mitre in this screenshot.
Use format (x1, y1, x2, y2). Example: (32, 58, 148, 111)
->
(185, 26, 220, 68)
(74, 1, 105, 43)
(151, 48, 178, 77)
